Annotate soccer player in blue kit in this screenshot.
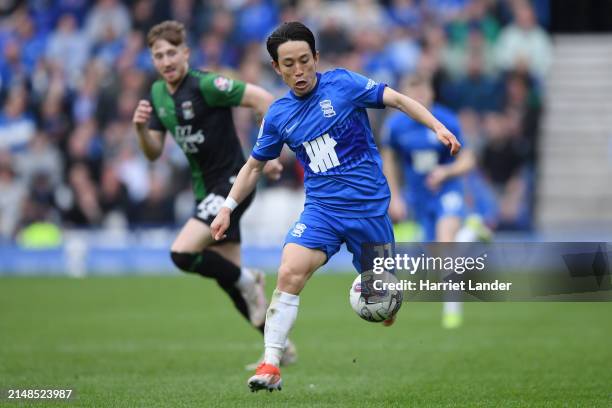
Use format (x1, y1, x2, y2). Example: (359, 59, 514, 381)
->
(380, 74, 476, 329)
(210, 22, 461, 392)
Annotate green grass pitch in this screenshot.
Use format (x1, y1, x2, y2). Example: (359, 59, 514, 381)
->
(1, 274, 611, 407)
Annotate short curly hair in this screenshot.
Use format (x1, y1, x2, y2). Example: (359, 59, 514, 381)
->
(147, 20, 186, 48)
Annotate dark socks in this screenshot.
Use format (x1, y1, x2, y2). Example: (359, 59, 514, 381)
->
(170, 250, 250, 322)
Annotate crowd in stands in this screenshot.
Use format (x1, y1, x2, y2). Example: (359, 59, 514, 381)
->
(0, 0, 552, 243)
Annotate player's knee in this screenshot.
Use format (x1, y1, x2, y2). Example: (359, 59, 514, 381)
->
(170, 251, 197, 273)
(277, 263, 307, 293)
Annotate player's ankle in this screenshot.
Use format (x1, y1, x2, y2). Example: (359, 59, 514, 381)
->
(235, 268, 255, 292)
(264, 347, 283, 367)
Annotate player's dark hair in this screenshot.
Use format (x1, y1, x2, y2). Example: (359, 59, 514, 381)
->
(147, 20, 186, 48)
(266, 21, 316, 62)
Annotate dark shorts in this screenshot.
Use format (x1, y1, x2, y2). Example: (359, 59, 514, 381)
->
(193, 182, 254, 244)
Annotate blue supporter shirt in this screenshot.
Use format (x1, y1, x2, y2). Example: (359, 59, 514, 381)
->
(252, 68, 390, 218)
(381, 104, 465, 204)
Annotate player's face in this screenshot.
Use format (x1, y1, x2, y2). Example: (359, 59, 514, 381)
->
(151, 39, 190, 87)
(273, 40, 319, 96)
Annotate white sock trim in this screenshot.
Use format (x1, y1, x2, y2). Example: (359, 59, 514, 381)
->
(235, 267, 255, 292)
(275, 289, 300, 306)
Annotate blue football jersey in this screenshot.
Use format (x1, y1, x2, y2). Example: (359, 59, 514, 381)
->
(252, 69, 390, 218)
(381, 104, 465, 203)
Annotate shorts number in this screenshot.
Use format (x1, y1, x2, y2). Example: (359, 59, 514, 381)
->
(197, 194, 225, 220)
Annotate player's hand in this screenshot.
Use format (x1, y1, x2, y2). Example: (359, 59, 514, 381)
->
(388, 195, 407, 223)
(426, 166, 449, 191)
(435, 126, 461, 156)
(210, 207, 231, 241)
(263, 159, 283, 181)
(133, 99, 153, 131)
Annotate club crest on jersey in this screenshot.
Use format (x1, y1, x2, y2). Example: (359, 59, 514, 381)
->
(181, 101, 194, 120)
(214, 76, 232, 91)
(319, 100, 336, 118)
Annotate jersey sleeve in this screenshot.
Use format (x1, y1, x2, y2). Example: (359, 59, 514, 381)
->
(199, 73, 246, 107)
(251, 118, 284, 161)
(336, 68, 386, 109)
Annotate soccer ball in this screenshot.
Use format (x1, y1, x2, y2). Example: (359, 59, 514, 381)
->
(349, 271, 403, 322)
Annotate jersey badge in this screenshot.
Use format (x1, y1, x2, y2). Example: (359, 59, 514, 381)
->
(214, 76, 233, 92)
(182, 101, 194, 120)
(319, 99, 336, 118)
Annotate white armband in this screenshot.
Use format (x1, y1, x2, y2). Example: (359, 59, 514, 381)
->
(223, 197, 238, 212)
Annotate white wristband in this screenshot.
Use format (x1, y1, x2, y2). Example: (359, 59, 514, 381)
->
(223, 197, 238, 212)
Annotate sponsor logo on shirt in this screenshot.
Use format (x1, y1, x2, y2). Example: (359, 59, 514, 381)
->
(366, 78, 377, 90)
(175, 125, 205, 153)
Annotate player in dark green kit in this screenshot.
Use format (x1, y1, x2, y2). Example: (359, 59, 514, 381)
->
(132, 20, 296, 366)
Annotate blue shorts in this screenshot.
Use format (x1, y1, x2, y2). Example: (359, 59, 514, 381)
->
(410, 189, 466, 242)
(284, 206, 394, 272)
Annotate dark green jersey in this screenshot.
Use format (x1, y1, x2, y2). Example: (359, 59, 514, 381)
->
(149, 69, 247, 200)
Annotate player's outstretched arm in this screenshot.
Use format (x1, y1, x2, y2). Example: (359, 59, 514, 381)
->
(211, 156, 267, 241)
(382, 87, 461, 156)
(132, 99, 166, 161)
(239, 84, 284, 180)
(240, 83, 275, 121)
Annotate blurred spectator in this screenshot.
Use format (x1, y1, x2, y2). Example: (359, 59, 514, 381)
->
(387, 0, 423, 34)
(72, 62, 102, 124)
(0, 38, 29, 94)
(46, 13, 91, 88)
(66, 119, 104, 179)
(61, 162, 103, 226)
(317, 17, 353, 63)
(424, 0, 471, 23)
(56, 0, 90, 26)
(444, 26, 497, 79)
(85, 0, 131, 46)
(479, 112, 530, 228)
(99, 164, 131, 226)
(131, 0, 159, 35)
(495, 0, 552, 79)
(12, 10, 48, 75)
(441, 49, 502, 112)
(39, 88, 72, 144)
(0, 86, 36, 152)
(502, 70, 541, 162)
(15, 132, 63, 187)
(236, 0, 279, 43)
(0, 152, 26, 239)
(132, 170, 175, 226)
(116, 143, 150, 203)
(447, 0, 500, 47)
